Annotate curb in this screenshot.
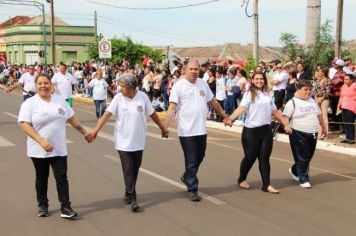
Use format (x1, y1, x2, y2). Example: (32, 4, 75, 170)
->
(72, 95, 93, 104)
(205, 121, 356, 157)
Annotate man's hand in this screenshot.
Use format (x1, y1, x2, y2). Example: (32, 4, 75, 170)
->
(84, 131, 97, 143)
(161, 128, 169, 138)
(284, 126, 292, 135)
(223, 118, 233, 127)
(39, 139, 54, 152)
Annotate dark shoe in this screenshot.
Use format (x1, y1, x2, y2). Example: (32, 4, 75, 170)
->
(348, 140, 355, 144)
(180, 175, 187, 186)
(60, 206, 78, 218)
(341, 139, 349, 143)
(130, 200, 140, 212)
(124, 192, 132, 205)
(188, 192, 201, 202)
(37, 205, 48, 217)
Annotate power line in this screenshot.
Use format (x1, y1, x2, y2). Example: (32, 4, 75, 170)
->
(85, 0, 222, 11)
(97, 18, 210, 45)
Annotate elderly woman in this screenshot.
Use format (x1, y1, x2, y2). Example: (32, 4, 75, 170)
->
(83, 68, 113, 119)
(86, 74, 168, 212)
(283, 80, 327, 189)
(18, 74, 89, 218)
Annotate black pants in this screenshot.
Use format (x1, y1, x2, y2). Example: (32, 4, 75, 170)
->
(342, 109, 355, 141)
(216, 100, 224, 122)
(273, 89, 285, 110)
(289, 129, 317, 183)
(117, 150, 143, 200)
(179, 135, 207, 192)
(330, 96, 341, 130)
(238, 125, 273, 191)
(31, 156, 70, 208)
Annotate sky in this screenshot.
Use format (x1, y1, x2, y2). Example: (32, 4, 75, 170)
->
(0, 0, 355, 47)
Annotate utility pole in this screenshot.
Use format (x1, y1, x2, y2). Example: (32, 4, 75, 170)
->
(305, 0, 321, 47)
(335, 0, 343, 58)
(94, 10, 97, 37)
(47, 0, 56, 66)
(252, 0, 259, 64)
(41, 4, 47, 71)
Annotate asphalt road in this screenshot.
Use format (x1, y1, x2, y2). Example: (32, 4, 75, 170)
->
(1, 90, 356, 236)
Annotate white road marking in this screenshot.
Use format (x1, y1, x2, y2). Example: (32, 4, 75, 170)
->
(66, 139, 74, 144)
(103, 154, 227, 206)
(0, 136, 15, 147)
(3, 112, 18, 119)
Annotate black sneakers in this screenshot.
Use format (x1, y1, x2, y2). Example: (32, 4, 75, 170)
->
(131, 200, 140, 212)
(60, 206, 78, 218)
(188, 192, 201, 202)
(37, 205, 48, 217)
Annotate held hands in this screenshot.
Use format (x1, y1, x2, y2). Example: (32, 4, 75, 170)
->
(284, 126, 293, 135)
(223, 118, 233, 127)
(84, 131, 97, 143)
(161, 127, 169, 138)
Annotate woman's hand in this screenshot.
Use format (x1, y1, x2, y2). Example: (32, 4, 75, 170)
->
(39, 139, 54, 152)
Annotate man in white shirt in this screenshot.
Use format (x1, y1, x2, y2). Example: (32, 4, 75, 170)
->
(271, 63, 288, 110)
(8, 65, 36, 101)
(164, 60, 229, 201)
(52, 64, 82, 106)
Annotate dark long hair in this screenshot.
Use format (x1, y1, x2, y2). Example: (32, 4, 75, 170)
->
(249, 72, 269, 103)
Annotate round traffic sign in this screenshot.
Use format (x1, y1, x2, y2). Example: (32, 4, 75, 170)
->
(99, 41, 111, 53)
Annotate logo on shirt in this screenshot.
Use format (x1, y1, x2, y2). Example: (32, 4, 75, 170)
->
(58, 108, 66, 116)
(137, 105, 143, 112)
(199, 90, 205, 97)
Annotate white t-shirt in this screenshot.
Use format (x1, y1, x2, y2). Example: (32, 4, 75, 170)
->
(283, 97, 321, 133)
(272, 71, 288, 91)
(19, 72, 36, 95)
(88, 78, 108, 100)
(240, 91, 276, 128)
(169, 78, 214, 137)
(106, 91, 154, 151)
(215, 77, 226, 101)
(18, 95, 74, 158)
(52, 72, 78, 99)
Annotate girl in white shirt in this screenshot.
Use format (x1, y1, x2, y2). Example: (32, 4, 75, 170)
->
(227, 72, 287, 194)
(18, 74, 89, 218)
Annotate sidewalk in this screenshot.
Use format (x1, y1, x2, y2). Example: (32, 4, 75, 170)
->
(72, 95, 356, 157)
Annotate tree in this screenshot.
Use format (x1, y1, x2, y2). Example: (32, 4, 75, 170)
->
(279, 33, 302, 62)
(87, 36, 164, 65)
(244, 55, 257, 78)
(279, 20, 350, 74)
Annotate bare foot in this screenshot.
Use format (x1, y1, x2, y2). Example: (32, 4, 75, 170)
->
(267, 185, 280, 194)
(239, 181, 250, 189)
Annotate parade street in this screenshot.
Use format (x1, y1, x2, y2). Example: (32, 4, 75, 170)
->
(1, 90, 356, 236)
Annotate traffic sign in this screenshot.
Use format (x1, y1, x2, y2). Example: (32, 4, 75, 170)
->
(99, 39, 112, 59)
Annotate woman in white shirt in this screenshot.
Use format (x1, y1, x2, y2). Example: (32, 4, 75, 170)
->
(85, 74, 168, 212)
(18, 74, 89, 218)
(226, 72, 287, 194)
(84, 68, 113, 119)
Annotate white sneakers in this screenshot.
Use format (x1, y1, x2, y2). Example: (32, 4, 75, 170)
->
(300, 182, 312, 189)
(288, 168, 312, 189)
(288, 168, 299, 182)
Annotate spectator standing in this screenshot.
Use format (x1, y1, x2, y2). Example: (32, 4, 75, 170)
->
(315, 67, 331, 136)
(271, 63, 288, 110)
(337, 74, 356, 144)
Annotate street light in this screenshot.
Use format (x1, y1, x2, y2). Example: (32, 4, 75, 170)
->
(0, 0, 47, 70)
(46, 0, 55, 66)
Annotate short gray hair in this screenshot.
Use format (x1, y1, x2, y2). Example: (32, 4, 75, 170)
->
(120, 73, 138, 89)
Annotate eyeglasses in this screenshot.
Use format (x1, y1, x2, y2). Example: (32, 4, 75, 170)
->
(276, 67, 282, 69)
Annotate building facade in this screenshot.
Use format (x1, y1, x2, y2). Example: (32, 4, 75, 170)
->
(0, 15, 95, 66)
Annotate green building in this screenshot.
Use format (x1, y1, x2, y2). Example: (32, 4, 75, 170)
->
(0, 15, 95, 65)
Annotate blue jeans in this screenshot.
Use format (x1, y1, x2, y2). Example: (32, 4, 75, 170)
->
(289, 129, 317, 184)
(179, 135, 207, 192)
(24, 94, 32, 101)
(94, 100, 107, 119)
(225, 95, 234, 115)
